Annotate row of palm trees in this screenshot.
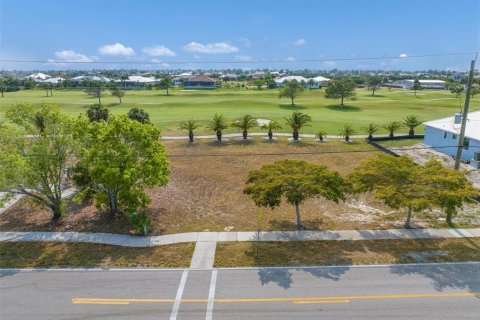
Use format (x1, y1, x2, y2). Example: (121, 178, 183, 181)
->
(178, 112, 309, 143)
(178, 112, 423, 143)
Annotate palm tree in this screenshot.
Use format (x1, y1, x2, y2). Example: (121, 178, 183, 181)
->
(232, 114, 258, 140)
(316, 129, 328, 142)
(34, 113, 46, 133)
(403, 115, 421, 136)
(178, 119, 200, 143)
(384, 121, 403, 139)
(339, 124, 356, 142)
(284, 111, 312, 141)
(363, 123, 379, 141)
(261, 120, 282, 141)
(120, 74, 129, 90)
(87, 104, 109, 122)
(127, 108, 150, 124)
(206, 113, 229, 141)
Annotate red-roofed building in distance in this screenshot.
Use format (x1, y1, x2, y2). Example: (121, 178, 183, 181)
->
(183, 75, 217, 89)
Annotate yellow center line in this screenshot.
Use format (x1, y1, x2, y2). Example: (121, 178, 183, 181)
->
(71, 292, 480, 305)
(293, 300, 350, 304)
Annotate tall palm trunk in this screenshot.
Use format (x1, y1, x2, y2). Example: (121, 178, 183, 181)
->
(293, 130, 299, 141)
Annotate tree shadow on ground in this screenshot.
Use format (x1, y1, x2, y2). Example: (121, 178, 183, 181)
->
(245, 241, 355, 289)
(325, 104, 361, 112)
(278, 104, 306, 110)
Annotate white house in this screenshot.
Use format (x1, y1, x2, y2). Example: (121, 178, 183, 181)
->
(274, 75, 330, 89)
(70, 75, 111, 82)
(27, 72, 50, 81)
(397, 79, 446, 89)
(423, 111, 480, 168)
(39, 77, 64, 84)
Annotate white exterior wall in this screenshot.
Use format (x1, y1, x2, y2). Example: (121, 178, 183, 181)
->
(424, 126, 480, 161)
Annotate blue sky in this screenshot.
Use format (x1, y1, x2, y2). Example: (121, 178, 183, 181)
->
(1, 0, 479, 71)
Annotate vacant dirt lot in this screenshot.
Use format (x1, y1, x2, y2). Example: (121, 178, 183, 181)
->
(1, 138, 478, 235)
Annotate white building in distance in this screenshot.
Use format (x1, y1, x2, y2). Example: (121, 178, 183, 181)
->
(397, 79, 446, 89)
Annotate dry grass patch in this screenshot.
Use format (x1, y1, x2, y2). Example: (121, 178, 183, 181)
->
(0, 138, 478, 234)
(0, 242, 194, 268)
(214, 238, 480, 267)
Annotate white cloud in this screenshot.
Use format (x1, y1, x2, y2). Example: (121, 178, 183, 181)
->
(239, 37, 252, 48)
(399, 53, 408, 58)
(50, 50, 93, 62)
(235, 55, 252, 61)
(293, 38, 306, 46)
(285, 56, 296, 61)
(142, 45, 176, 57)
(98, 43, 135, 56)
(150, 58, 161, 63)
(182, 41, 238, 54)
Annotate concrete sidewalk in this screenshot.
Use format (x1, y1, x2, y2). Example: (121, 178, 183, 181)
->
(1, 228, 479, 248)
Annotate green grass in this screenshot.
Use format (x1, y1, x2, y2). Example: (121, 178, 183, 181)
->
(215, 238, 480, 267)
(0, 242, 195, 268)
(1, 88, 478, 135)
(375, 137, 424, 148)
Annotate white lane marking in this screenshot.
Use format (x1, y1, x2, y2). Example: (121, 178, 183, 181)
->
(169, 269, 189, 320)
(205, 269, 218, 320)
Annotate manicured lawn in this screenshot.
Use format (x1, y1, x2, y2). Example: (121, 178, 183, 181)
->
(215, 238, 480, 267)
(0, 242, 194, 268)
(1, 88, 478, 135)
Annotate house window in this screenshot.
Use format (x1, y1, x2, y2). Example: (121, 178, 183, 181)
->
(463, 138, 470, 150)
(452, 134, 457, 139)
(443, 131, 447, 139)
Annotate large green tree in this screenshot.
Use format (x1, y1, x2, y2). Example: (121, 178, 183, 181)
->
(244, 160, 346, 229)
(348, 154, 431, 228)
(85, 82, 106, 104)
(74, 115, 169, 215)
(325, 78, 356, 107)
(366, 75, 383, 96)
(111, 87, 126, 103)
(158, 77, 173, 96)
(412, 79, 422, 96)
(0, 103, 75, 221)
(421, 160, 478, 225)
(279, 80, 304, 106)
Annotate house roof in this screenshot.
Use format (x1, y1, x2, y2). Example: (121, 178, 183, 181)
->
(424, 111, 480, 141)
(274, 76, 308, 83)
(27, 72, 50, 80)
(114, 75, 155, 83)
(187, 75, 216, 82)
(312, 76, 331, 82)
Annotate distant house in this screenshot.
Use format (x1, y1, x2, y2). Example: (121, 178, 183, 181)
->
(27, 72, 50, 81)
(423, 111, 480, 168)
(183, 75, 217, 89)
(273, 75, 330, 89)
(114, 75, 155, 89)
(40, 77, 64, 84)
(70, 75, 112, 83)
(396, 79, 446, 89)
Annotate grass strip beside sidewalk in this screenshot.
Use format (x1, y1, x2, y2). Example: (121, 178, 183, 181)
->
(215, 238, 480, 267)
(0, 242, 194, 268)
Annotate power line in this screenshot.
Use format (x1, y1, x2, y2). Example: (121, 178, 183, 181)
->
(17, 145, 480, 158)
(1, 52, 478, 65)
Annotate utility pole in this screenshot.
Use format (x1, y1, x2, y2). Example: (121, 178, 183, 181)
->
(454, 56, 477, 170)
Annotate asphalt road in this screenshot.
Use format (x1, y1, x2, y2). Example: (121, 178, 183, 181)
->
(1, 262, 479, 319)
